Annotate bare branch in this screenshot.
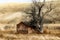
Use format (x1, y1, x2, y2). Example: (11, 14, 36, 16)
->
(42, 2, 55, 17)
(23, 0, 56, 33)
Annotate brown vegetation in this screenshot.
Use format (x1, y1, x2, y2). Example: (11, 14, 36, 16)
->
(0, 1, 60, 40)
(16, 22, 36, 34)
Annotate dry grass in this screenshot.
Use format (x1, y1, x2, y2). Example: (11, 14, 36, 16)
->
(0, 24, 60, 40)
(0, 32, 60, 40)
(0, 2, 60, 40)
(0, 3, 31, 14)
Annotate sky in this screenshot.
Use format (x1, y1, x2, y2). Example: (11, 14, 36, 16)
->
(0, 0, 31, 3)
(0, 0, 54, 4)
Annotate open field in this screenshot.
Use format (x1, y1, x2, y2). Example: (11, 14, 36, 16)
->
(0, 33, 60, 40)
(0, 11, 60, 40)
(0, 1, 60, 40)
(0, 24, 60, 40)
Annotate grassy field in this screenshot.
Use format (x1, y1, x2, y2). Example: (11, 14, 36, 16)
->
(0, 2, 60, 40)
(0, 33, 60, 40)
(0, 24, 60, 40)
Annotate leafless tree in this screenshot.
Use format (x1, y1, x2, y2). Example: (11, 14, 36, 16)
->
(23, 0, 55, 33)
